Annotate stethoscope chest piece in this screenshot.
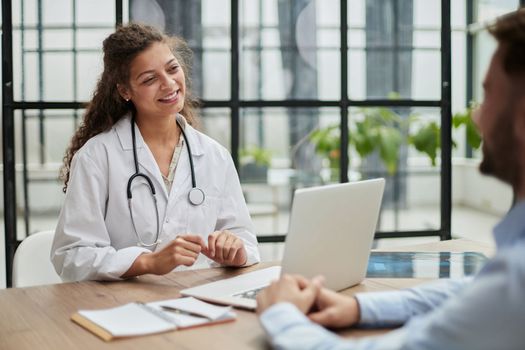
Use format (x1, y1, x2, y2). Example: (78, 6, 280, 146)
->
(188, 187, 205, 206)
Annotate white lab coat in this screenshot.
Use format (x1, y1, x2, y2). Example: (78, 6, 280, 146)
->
(51, 114, 260, 281)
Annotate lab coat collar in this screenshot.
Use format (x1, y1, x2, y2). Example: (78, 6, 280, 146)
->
(175, 114, 205, 157)
(114, 113, 205, 200)
(114, 113, 205, 157)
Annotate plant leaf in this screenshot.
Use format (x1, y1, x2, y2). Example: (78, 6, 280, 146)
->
(378, 127, 402, 175)
(410, 122, 440, 166)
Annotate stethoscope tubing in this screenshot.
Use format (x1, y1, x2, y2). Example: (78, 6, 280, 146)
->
(127, 114, 205, 247)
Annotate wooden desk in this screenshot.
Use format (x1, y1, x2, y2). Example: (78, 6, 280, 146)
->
(0, 239, 494, 350)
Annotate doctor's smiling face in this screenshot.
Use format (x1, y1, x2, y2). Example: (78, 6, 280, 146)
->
(119, 41, 186, 121)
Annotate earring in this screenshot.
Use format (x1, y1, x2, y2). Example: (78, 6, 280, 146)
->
(125, 98, 130, 102)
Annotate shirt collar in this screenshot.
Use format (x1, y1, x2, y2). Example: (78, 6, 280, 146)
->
(114, 113, 204, 156)
(493, 199, 525, 249)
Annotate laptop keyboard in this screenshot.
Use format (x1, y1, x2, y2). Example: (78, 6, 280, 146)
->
(232, 286, 266, 300)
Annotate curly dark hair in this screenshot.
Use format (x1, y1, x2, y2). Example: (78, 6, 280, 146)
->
(60, 23, 200, 192)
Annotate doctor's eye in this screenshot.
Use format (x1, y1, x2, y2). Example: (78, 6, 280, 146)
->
(167, 65, 179, 73)
(142, 76, 156, 85)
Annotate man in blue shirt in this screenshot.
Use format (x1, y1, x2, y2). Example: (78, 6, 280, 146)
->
(256, 8, 525, 350)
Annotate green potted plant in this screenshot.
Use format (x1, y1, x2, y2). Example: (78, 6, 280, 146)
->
(309, 124, 341, 174)
(239, 146, 272, 183)
(352, 106, 406, 175)
(309, 104, 481, 177)
(310, 106, 407, 178)
(409, 104, 482, 166)
(452, 104, 482, 151)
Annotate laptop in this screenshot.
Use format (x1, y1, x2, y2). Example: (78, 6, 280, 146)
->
(180, 178, 385, 310)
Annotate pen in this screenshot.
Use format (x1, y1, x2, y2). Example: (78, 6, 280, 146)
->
(160, 305, 213, 320)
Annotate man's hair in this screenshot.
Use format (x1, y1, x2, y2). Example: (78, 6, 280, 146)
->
(489, 8, 525, 78)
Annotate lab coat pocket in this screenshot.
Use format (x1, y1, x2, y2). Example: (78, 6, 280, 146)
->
(186, 195, 220, 235)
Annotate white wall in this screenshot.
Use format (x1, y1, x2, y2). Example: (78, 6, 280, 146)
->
(404, 157, 512, 215)
(452, 158, 513, 215)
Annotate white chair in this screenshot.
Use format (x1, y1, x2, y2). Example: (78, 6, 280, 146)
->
(12, 230, 62, 288)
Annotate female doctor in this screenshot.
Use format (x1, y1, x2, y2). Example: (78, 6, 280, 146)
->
(51, 23, 260, 282)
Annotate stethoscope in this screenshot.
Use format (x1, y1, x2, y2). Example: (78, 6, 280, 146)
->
(127, 114, 205, 247)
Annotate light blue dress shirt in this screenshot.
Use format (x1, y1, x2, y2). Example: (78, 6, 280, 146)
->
(259, 200, 525, 350)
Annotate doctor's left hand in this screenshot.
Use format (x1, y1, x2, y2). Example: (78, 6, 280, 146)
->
(202, 230, 247, 266)
(122, 234, 206, 278)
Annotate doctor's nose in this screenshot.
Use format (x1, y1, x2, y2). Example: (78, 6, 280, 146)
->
(159, 73, 176, 90)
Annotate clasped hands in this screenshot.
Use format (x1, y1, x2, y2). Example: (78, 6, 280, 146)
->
(256, 274, 361, 329)
(134, 231, 247, 276)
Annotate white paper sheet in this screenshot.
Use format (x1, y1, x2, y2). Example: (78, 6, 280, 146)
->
(78, 303, 175, 337)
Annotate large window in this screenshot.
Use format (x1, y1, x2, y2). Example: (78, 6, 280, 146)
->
(3, 0, 458, 286)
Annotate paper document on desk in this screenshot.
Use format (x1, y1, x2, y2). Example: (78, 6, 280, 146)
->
(71, 297, 236, 341)
(149, 297, 233, 321)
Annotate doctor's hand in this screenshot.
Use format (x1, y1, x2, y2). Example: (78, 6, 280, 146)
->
(123, 235, 206, 277)
(307, 288, 361, 328)
(256, 274, 324, 315)
(148, 235, 206, 274)
(202, 230, 247, 266)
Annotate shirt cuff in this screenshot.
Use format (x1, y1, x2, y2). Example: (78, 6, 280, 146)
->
(99, 246, 151, 280)
(355, 291, 409, 327)
(242, 240, 261, 266)
(259, 302, 311, 336)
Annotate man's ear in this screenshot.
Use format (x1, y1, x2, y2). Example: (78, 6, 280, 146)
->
(116, 83, 130, 101)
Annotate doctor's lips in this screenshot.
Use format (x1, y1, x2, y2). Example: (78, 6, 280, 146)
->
(158, 90, 181, 103)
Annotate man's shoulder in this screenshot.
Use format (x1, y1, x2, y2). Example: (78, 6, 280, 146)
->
(486, 239, 525, 278)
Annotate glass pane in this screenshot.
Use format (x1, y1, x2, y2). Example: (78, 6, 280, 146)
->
(348, 0, 366, 27)
(240, 107, 339, 235)
(77, 0, 116, 24)
(13, 1, 115, 102)
(43, 29, 72, 50)
(199, 108, 231, 151)
(202, 0, 231, 28)
(202, 0, 231, 100)
(348, 50, 366, 99)
(202, 51, 231, 100)
(451, 29, 467, 157)
(12, 36, 38, 101)
(43, 52, 74, 100)
(43, 0, 72, 25)
(130, 0, 231, 100)
(411, 50, 441, 99)
(240, 0, 340, 100)
(76, 52, 104, 101)
(413, 0, 441, 27)
(76, 29, 112, 50)
(15, 109, 79, 165)
(349, 0, 441, 100)
(348, 106, 442, 232)
(474, 30, 497, 102)
(451, 0, 466, 27)
(14, 110, 81, 237)
(413, 30, 440, 48)
(13, 0, 38, 27)
(477, 0, 519, 22)
(451, 0, 467, 113)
